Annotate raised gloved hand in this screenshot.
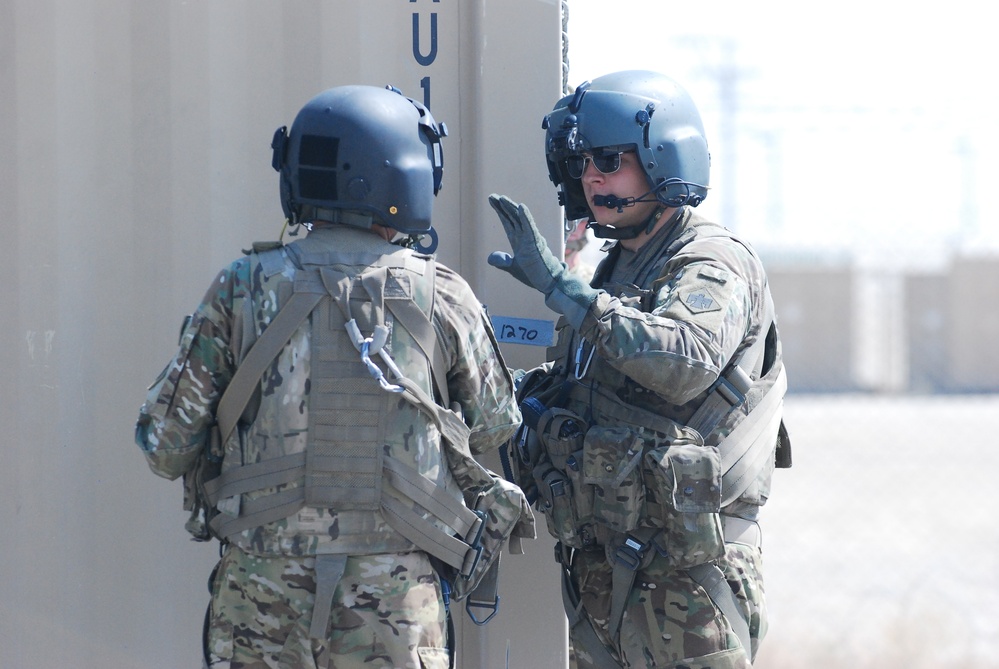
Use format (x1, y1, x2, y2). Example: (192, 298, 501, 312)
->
(487, 194, 564, 293)
(487, 194, 597, 330)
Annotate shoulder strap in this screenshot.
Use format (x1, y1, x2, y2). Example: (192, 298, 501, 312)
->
(216, 282, 325, 446)
(377, 259, 451, 406)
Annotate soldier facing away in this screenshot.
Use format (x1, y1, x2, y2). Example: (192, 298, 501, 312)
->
(135, 84, 533, 669)
(489, 70, 791, 668)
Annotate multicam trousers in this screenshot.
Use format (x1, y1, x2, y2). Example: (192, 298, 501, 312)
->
(204, 545, 448, 669)
(571, 543, 767, 669)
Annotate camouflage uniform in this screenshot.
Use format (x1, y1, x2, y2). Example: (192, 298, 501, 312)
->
(136, 224, 521, 668)
(521, 206, 785, 668)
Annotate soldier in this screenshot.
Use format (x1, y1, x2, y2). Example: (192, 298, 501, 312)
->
(135, 84, 532, 669)
(488, 71, 791, 668)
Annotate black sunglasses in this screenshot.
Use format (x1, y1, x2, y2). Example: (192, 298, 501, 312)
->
(565, 151, 624, 179)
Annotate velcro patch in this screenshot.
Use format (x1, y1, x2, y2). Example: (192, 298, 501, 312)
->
(680, 287, 722, 314)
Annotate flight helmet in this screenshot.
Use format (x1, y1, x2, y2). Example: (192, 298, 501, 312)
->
(543, 70, 709, 221)
(271, 84, 447, 235)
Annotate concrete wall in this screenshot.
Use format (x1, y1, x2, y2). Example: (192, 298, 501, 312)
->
(0, 1, 568, 667)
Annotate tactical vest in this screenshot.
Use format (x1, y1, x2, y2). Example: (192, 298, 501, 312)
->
(198, 234, 532, 629)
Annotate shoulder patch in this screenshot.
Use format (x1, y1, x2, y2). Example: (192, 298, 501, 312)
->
(680, 287, 722, 314)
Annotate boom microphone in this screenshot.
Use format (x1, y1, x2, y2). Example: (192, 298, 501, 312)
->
(592, 194, 634, 211)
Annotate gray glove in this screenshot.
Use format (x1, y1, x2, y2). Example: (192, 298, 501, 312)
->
(488, 194, 597, 329)
(487, 194, 564, 293)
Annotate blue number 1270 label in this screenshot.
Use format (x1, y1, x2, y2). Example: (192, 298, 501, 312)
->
(490, 315, 555, 347)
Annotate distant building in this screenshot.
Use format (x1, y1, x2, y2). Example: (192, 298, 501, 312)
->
(767, 257, 857, 392)
(766, 252, 999, 394)
(907, 255, 999, 393)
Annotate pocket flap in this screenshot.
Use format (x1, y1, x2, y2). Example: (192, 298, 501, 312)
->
(648, 443, 721, 514)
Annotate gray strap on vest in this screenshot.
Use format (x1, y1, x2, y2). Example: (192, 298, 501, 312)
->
(204, 452, 305, 505)
(382, 458, 480, 537)
(607, 528, 659, 641)
(688, 562, 752, 662)
(384, 376, 514, 612)
(379, 260, 451, 406)
(719, 364, 787, 505)
(686, 289, 774, 440)
(216, 286, 325, 446)
(309, 553, 348, 639)
(210, 488, 305, 539)
(559, 558, 622, 668)
(464, 555, 501, 626)
(686, 287, 784, 506)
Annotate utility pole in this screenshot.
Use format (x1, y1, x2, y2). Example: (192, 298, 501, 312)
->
(677, 36, 748, 232)
(955, 134, 978, 247)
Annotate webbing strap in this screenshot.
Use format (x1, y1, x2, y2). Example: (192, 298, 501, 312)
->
(719, 365, 787, 506)
(382, 458, 479, 537)
(607, 528, 659, 641)
(559, 562, 621, 668)
(464, 556, 501, 626)
(608, 564, 635, 641)
(688, 562, 753, 663)
(379, 262, 451, 406)
(310, 554, 348, 639)
(203, 452, 305, 503)
(216, 288, 324, 446)
(686, 365, 753, 438)
(687, 287, 776, 439)
(210, 487, 306, 539)
(393, 377, 473, 462)
(381, 494, 476, 573)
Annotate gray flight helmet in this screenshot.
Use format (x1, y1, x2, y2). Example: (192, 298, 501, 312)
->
(271, 84, 447, 234)
(543, 70, 710, 221)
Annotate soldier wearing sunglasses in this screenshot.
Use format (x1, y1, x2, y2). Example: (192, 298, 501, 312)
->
(489, 70, 791, 668)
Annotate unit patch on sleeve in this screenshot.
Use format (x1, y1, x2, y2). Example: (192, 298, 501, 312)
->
(680, 287, 722, 314)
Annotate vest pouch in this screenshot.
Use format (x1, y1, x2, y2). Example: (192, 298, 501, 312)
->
(646, 442, 725, 569)
(534, 460, 591, 548)
(537, 408, 585, 469)
(451, 475, 536, 601)
(582, 427, 645, 532)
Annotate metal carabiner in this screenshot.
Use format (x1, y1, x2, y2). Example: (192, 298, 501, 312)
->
(360, 340, 405, 393)
(574, 340, 595, 380)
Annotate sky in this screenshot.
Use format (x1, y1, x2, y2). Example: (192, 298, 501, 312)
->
(565, 0, 999, 267)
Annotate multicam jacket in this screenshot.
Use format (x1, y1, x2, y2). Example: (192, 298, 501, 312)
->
(529, 206, 786, 562)
(136, 224, 521, 557)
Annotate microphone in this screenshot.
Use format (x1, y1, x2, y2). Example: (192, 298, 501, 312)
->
(592, 194, 635, 212)
(592, 181, 671, 211)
